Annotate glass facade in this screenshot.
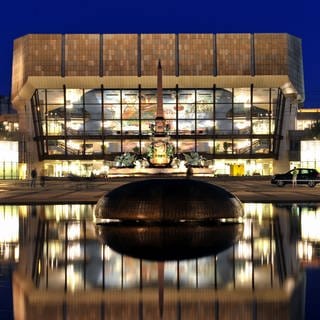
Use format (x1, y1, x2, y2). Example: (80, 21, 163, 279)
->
(31, 87, 284, 167)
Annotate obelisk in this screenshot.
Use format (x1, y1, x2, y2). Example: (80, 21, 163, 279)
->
(154, 60, 166, 136)
(148, 60, 172, 167)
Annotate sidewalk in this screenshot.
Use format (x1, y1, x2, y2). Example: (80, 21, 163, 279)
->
(0, 176, 319, 204)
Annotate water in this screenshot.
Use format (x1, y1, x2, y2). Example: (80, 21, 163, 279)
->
(0, 265, 14, 320)
(0, 203, 319, 319)
(305, 268, 320, 320)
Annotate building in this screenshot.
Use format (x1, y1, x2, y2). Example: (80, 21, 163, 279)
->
(289, 108, 320, 171)
(0, 96, 21, 179)
(11, 33, 304, 177)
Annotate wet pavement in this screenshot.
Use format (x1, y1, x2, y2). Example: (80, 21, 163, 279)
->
(0, 175, 319, 204)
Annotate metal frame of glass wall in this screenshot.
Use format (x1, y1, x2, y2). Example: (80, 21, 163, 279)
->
(30, 86, 285, 162)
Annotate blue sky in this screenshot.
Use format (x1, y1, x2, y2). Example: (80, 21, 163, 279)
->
(1, 0, 319, 107)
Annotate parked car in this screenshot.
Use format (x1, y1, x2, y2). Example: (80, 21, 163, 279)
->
(271, 168, 320, 187)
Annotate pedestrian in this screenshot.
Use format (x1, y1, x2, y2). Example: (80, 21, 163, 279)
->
(40, 169, 45, 187)
(30, 168, 37, 188)
(292, 167, 298, 189)
(104, 165, 110, 182)
(186, 165, 193, 178)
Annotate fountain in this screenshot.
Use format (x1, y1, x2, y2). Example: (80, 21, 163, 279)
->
(94, 178, 244, 261)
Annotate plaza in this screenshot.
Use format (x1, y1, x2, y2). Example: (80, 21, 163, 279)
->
(0, 175, 319, 204)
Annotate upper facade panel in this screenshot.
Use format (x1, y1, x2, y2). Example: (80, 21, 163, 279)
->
(11, 34, 62, 98)
(141, 34, 176, 76)
(216, 33, 251, 76)
(254, 34, 288, 75)
(179, 34, 214, 76)
(11, 33, 304, 105)
(103, 34, 138, 76)
(65, 34, 100, 76)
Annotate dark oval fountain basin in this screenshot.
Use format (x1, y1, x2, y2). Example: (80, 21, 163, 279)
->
(94, 178, 244, 261)
(94, 178, 244, 222)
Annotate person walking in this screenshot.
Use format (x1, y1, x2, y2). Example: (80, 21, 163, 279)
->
(292, 167, 298, 189)
(30, 168, 37, 188)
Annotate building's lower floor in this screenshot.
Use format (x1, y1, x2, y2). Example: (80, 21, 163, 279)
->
(40, 158, 274, 178)
(5, 157, 320, 179)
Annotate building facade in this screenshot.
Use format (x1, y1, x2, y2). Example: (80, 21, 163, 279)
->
(289, 108, 320, 171)
(11, 33, 304, 177)
(0, 96, 20, 179)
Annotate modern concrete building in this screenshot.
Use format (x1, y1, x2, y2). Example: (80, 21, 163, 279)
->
(11, 33, 304, 177)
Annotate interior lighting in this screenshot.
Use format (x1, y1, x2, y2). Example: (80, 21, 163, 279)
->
(68, 223, 81, 240)
(14, 246, 19, 261)
(234, 120, 250, 130)
(297, 241, 313, 261)
(301, 211, 320, 241)
(0, 213, 19, 242)
(237, 261, 252, 284)
(101, 246, 112, 261)
(242, 220, 253, 239)
(67, 123, 81, 131)
(67, 243, 81, 260)
(243, 203, 273, 220)
(236, 241, 252, 259)
(67, 264, 82, 292)
(49, 242, 61, 268)
(66, 102, 73, 109)
(0, 141, 18, 162)
(179, 160, 186, 170)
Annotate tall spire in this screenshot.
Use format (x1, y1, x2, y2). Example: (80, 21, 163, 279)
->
(154, 59, 166, 136)
(148, 59, 172, 167)
(156, 59, 164, 119)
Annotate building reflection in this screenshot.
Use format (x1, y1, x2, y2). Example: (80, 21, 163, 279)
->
(0, 205, 26, 263)
(2, 203, 317, 319)
(289, 204, 320, 267)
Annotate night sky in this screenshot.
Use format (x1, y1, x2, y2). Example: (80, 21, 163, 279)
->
(1, 0, 319, 107)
